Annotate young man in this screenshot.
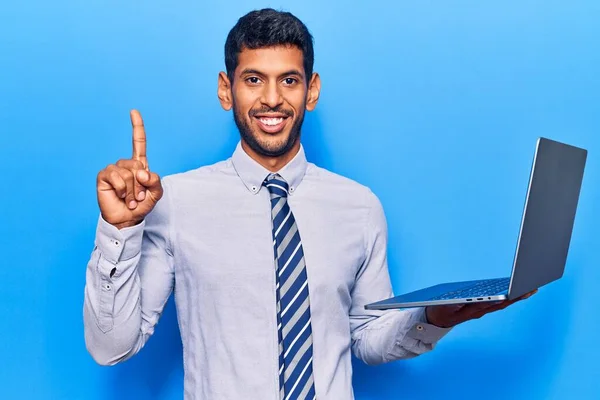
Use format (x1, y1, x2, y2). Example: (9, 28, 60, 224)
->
(84, 8, 534, 399)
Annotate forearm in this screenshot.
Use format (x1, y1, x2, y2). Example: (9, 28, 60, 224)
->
(83, 247, 146, 365)
(83, 217, 150, 365)
(351, 307, 451, 365)
(350, 192, 451, 365)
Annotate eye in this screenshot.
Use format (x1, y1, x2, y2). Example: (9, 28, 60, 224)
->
(283, 77, 298, 86)
(246, 76, 261, 85)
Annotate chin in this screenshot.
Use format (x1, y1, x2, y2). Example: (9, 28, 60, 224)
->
(256, 138, 291, 155)
(248, 133, 296, 157)
(234, 111, 302, 158)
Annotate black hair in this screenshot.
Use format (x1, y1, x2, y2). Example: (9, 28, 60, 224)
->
(224, 8, 314, 83)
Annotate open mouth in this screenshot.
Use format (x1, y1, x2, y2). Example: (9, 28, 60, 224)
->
(253, 114, 290, 134)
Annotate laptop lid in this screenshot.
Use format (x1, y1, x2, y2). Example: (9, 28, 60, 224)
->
(507, 137, 587, 299)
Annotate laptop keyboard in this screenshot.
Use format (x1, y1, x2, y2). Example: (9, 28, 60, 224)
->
(428, 277, 510, 301)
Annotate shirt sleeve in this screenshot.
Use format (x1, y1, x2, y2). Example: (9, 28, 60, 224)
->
(349, 190, 451, 366)
(83, 178, 175, 366)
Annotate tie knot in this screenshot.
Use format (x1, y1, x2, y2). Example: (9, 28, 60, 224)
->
(263, 173, 289, 197)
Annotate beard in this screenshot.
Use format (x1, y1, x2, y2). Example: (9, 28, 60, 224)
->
(233, 100, 304, 158)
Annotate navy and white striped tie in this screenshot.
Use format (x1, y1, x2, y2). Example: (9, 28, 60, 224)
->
(264, 173, 316, 400)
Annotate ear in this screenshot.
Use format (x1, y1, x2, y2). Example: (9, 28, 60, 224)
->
(305, 72, 321, 112)
(218, 71, 233, 111)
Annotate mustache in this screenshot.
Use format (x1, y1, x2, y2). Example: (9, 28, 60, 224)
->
(249, 106, 293, 118)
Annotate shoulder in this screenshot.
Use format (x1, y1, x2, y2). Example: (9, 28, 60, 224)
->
(161, 159, 236, 192)
(306, 163, 387, 249)
(305, 163, 381, 208)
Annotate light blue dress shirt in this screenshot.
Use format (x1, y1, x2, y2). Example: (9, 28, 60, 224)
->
(83, 142, 451, 399)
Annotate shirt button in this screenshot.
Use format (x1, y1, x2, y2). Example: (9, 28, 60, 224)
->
(416, 325, 424, 331)
(112, 239, 120, 247)
(289, 187, 295, 193)
(105, 284, 111, 290)
(251, 186, 257, 192)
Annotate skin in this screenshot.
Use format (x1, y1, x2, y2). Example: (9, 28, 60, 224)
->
(96, 44, 535, 329)
(96, 110, 163, 230)
(217, 45, 321, 172)
(425, 290, 536, 328)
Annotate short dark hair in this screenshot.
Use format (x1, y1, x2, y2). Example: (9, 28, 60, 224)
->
(224, 8, 314, 83)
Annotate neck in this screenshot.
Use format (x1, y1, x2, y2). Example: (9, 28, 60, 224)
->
(241, 140, 301, 172)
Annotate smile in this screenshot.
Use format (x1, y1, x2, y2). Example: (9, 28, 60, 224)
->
(260, 117, 284, 126)
(254, 115, 290, 134)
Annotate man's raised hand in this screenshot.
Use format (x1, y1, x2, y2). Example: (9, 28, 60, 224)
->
(96, 110, 164, 229)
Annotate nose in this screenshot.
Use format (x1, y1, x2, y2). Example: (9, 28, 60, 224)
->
(260, 81, 284, 109)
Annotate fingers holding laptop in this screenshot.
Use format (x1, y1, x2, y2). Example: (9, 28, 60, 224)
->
(425, 289, 537, 328)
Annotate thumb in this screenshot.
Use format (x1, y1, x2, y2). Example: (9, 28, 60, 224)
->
(136, 170, 163, 201)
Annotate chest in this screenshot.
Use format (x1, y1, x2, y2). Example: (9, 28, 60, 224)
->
(171, 191, 366, 302)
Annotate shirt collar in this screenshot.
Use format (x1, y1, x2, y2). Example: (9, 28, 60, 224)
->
(231, 141, 308, 196)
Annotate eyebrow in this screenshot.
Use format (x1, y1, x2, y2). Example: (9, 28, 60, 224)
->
(239, 68, 304, 80)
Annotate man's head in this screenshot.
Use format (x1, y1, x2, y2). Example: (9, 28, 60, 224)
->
(218, 9, 321, 162)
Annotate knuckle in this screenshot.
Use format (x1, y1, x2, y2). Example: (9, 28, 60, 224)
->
(114, 181, 126, 191)
(109, 171, 125, 188)
(120, 168, 134, 180)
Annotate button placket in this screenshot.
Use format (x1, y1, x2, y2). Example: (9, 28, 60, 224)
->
(106, 235, 125, 264)
(97, 273, 115, 332)
(97, 253, 117, 332)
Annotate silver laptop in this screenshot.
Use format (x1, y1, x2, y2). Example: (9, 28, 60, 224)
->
(365, 137, 587, 310)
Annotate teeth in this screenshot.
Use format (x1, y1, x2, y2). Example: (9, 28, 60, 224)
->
(259, 117, 284, 126)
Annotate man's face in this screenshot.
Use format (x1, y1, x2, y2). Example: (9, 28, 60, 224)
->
(219, 45, 319, 158)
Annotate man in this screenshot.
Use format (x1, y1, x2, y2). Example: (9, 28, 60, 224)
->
(84, 8, 534, 399)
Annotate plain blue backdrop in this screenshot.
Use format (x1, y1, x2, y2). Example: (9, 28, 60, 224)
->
(1, 1, 598, 399)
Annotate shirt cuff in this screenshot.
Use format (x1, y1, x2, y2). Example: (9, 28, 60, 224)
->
(94, 215, 145, 264)
(405, 307, 452, 344)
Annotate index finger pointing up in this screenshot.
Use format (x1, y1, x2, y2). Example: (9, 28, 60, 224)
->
(130, 109, 148, 169)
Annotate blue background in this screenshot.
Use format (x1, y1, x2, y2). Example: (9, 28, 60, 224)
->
(1, 1, 598, 399)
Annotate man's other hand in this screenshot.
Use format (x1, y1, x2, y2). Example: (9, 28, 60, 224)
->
(425, 290, 537, 328)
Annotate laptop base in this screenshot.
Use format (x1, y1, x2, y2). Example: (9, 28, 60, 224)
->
(365, 278, 509, 310)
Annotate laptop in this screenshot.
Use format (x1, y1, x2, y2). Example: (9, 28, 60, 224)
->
(365, 137, 587, 310)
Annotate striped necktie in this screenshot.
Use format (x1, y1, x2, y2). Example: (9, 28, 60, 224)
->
(264, 173, 316, 400)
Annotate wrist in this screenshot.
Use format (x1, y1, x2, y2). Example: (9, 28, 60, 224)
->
(114, 220, 143, 230)
(425, 306, 435, 325)
(425, 306, 452, 328)
(102, 215, 143, 230)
